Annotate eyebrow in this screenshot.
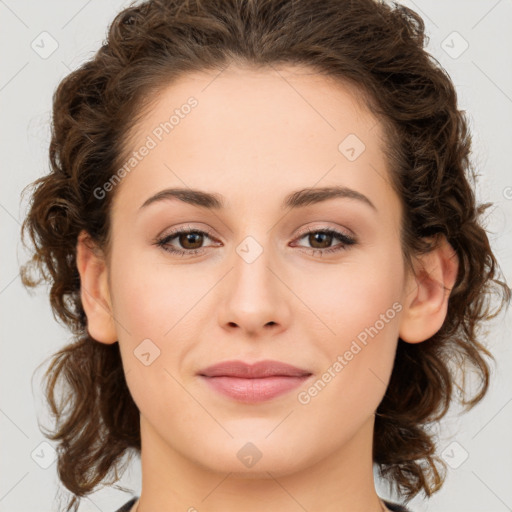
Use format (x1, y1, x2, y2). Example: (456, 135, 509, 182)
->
(139, 185, 377, 212)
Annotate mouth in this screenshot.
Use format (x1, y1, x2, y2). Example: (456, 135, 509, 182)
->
(197, 360, 313, 403)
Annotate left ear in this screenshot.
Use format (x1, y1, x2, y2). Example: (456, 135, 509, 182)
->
(399, 234, 459, 344)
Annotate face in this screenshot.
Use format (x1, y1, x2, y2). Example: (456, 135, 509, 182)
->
(96, 64, 415, 476)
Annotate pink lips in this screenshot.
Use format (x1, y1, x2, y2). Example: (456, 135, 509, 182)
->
(198, 360, 312, 403)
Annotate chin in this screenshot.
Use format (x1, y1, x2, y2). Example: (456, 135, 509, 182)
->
(187, 435, 316, 478)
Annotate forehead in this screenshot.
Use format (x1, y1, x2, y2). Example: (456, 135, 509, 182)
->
(112, 64, 396, 218)
(130, 63, 382, 146)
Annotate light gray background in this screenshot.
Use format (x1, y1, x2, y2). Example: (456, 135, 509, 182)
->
(1, 1, 511, 511)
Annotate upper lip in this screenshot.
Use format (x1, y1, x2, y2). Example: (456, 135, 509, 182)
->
(198, 360, 312, 378)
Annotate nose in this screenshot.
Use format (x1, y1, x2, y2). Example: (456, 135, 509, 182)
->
(217, 237, 292, 338)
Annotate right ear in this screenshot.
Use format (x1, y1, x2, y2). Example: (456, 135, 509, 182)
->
(76, 230, 117, 344)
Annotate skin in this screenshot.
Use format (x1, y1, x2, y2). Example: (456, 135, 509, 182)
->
(76, 64, 459, 512)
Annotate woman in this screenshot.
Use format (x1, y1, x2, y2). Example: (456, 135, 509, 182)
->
(20, 0, 510, 511)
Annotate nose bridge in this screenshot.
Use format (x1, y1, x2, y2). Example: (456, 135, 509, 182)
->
(217, 230, 290, 333)
(229, 211, 279, 293)
(232, 232, 278, 305)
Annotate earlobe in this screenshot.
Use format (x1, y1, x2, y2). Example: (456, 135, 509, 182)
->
(76, 230, 118, 344)
(399, 235, 459, 344)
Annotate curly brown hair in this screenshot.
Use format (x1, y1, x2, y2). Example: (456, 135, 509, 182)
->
(20, 0, 510, 511)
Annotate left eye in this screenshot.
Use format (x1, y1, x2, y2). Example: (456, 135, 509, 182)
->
(292, 228, 356, 254)
(155, 227, 356, 257)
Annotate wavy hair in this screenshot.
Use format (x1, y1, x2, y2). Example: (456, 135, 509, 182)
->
(20, 0, 510, 510)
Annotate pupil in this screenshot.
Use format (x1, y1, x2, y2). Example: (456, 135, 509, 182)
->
(310, 232, 332, 248)
(181, 232, 202, 249)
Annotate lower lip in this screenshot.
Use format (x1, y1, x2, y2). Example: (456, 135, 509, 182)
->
(200, 375, 311, 403)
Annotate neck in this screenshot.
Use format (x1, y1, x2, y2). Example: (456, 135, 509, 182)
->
(135, 414, 388, 512)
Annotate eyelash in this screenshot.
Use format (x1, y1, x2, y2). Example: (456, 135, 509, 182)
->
(154, 225, 356, 257)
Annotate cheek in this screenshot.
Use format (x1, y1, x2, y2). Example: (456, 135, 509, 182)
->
(294, 263, 404, 433)
(304, 249, 404, 342)
(109, 247, 211, 341)
(296, 245, 405, 414)
(109, 253, 202, 419)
